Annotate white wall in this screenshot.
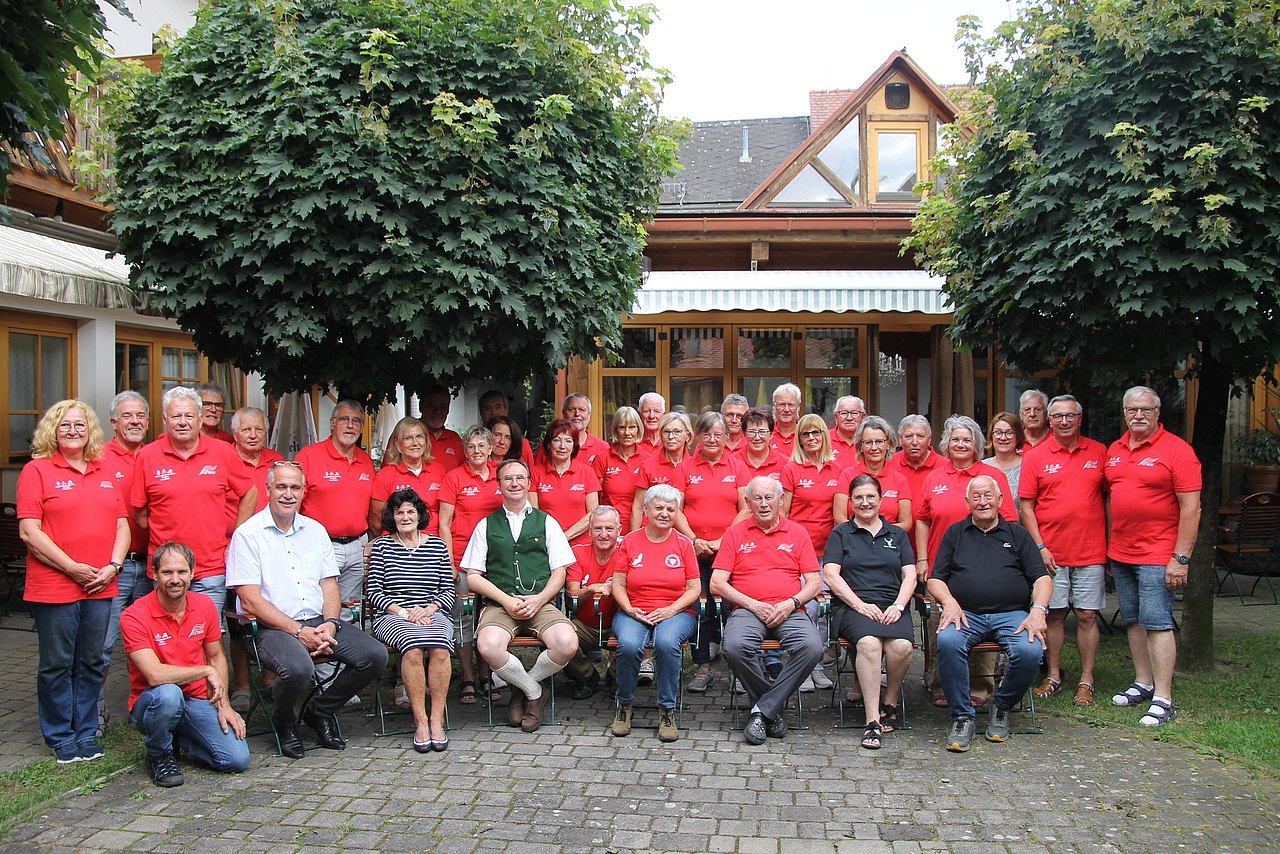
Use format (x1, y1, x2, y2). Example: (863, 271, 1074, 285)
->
(100, 0, 200, 57)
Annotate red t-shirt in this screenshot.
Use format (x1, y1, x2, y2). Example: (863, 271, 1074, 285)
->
(829, 429, 861, 468)
(636, 437, 662, 459)
(780, 459, 843, 555)
(593, 447, 646, 535)
(234, 447, 284, 517)
(130, 435, 251, 578)
(532, 459, 601, 546)
(739, 450, 788, 482)
(636, 452, 686, 491)
(1105, 426, 1201, 564)
(121, 590, 222, 711)
(17, 455, 124, 603)
(102, 438, 146, 553)
(371, 460, 449, 536)
(770, 429, 797, 458)
(835, 463, 912, 525)
(566, 541, 620, 626)
(577, 433, 610, 466)
(438, 462, 503, 564)
(615, 528, 698, 613)
(714, 517, 818, 603)
(294, 438, 376, 538)
(429, 428, 465, 471)
(672, 453, 747, 540)
(915, 462, 1016, 563)
(1018, 436, 1108, 565)
(885, 450, 944, 515)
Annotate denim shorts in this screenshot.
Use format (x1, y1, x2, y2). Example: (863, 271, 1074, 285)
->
(1048, 564, 1107, 611)
(1111, 560, 1175, 631)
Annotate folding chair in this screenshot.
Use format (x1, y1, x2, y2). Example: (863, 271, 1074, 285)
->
(1216, 492, 1280, 605)
(362, 572, 452, 737)
(475, 594, 560, 728)
(967, 641, 1043, 734)
(0, 503, 28, 619)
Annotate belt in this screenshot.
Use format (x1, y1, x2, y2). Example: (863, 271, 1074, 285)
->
(330, 534, 365, 545)
(125, 551, 147, 563)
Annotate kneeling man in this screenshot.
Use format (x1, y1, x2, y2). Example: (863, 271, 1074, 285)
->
(928, 475, 1050, 752)
(712, 476, 822, 745)
(122, 542, 249, 787)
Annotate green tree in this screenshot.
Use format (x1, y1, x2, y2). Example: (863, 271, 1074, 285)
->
(0, 0, 129, 191)
(111, 0, 682, 402)
(907, 0, 1280, 670)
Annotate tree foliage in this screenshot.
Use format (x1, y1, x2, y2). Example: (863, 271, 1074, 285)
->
(0, 0, 129, 191)
(906, 0, 1280, 669)
(111, 0, 683, 402)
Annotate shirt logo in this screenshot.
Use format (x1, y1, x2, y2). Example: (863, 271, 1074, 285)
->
(688, 475, 704, 485)
(738, 540, 758, 554)
(882, 540, 899, 550)
(188, 623, 207, 638)
(798, 478, 815, 489)
(884, 490, 899, 500)
(722, 475, 737, 483)
(569, 484, 585, 492)
(538, 483, 554, 493)
(631, 554, 644, 567)
(54, 479, 76, 491)
(1042, 463, 1063, 474)
(460, 486, 480, 497)
(99, 480, 114, 489)
(323, 470, 342, 482)
(154, 467, 176, 482)
(665, 554, 682, 568)
(1002, 542, 1013, 549)
(359, 473, 371, 481)
(1107, 456, 1122, 467)
(825, 479, 838, 487)
(153, 631, 172, 646)
(606, 466, 622, 476)
(114, 471, 125, 480)
(776, 543, 794, 553)
(198, 465, 218, 476)
(1138, 457, 1160, 467)
(932, 484, 949, 495)
(1083, 460, 1099, 469)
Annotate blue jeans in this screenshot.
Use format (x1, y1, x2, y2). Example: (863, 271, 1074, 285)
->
(129, 684, 250, 772)
(1111, 561, 1176, 631)
(30, 599, 112, 752)
(103, 557, 153, 673)
(613, 610, 696, 709)
(936, 610, 1043, 720)
(190, 574, 227, 616)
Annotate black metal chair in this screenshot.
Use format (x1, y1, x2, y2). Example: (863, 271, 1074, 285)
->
(1217, 492, 1280, 605)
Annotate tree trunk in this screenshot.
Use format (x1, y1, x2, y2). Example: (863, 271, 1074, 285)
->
(1184, 347, 1231, 672)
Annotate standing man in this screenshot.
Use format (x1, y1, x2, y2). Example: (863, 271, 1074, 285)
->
(100, 390, 153, 732)
(294, 400, 375, 612)
(121, 542, 249, 787)
(928, 476, 1051, 752)
(131, 387, 255, 614)
(638, 392, 667, 456)
(768, 384, 804, 458)
(1019, 390, 1051, 448)
(562, 393, 610, 465)
(461, 459, 580, 733)
(227, 463, 388, 758)
(712, 477, 823, 745)
(721, 394, 750, 455)
(421, 386, 465, 470)
(195, 383, 234, 443)
(1019, 395, 1108, 706)
(1104, 386, 1200, 727)
(886, 414, 943, 506)
(828, 395, 867, 467)
(231, 407, 284, 514)
(564, 506, 623, 699)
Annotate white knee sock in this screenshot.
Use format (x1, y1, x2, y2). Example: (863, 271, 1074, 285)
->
(528, 650, 567, 684)
(493, 653, 540, 698)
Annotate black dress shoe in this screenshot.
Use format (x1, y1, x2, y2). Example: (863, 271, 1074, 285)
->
(276, 720, 305, 759)
(570, 670, 600, 700)
(744, 712, 768, 745)
(302, 706, 347, 750)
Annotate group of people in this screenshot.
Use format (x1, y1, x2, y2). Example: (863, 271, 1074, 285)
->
(16, 379, 1200, 785)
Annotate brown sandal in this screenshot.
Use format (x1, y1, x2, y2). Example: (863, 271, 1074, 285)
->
(1073, 681, 1095, 706)
(1033, 674, 1064, 699)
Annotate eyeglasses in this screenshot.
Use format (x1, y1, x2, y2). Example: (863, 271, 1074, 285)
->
(401, 433, 427, 442)
(701, 433, 728, 442)
(1124, 406, 1157, 416)
(745, 429, 770, 438)
(1048, 413, 1080, 422)
(201, 401, 226, 411)
(860, 438, 889, 447)
(835, 410, 864, 418)
(661, 429, 687, 437)
(499, 474, 528, 483)
(333, 415, 363, 425)
(800, 430, 823, 439)
(991, 429, 1016, 438)
(57, 421, 88, 434)
(271, 460, 302, 468)
(774, 402, 799, 410)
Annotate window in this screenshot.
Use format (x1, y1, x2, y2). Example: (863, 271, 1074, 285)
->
(115, 329, 236, 433)
(2, 314, 75, 464)
(769, 118, 861, 207)
(873, 128, 923, 201)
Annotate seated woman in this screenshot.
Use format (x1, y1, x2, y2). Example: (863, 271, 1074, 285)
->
(368, 488, 456, 752)
(610, 484, 700, 743)
(823, 474, 916, 750)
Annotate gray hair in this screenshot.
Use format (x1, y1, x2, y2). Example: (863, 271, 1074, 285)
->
(1122, 386, 1161, 409)
(162, 386, 203, 416)
(562, 392, 592, 415)
(659, 411, 692, 436)
(938, 414, 986, 458)
(265, 460, 305, 486)
(643, 483, 683, 509)
(721, 393, 750, 410)
(195, 382, 227, 400)
(332, 399, 365, 419)
(231, 406, 268, 432)
(898, 413, 931, 436)
(639, 392, 666, 410)
(745, 475, 784, 499)
(1048, 394, 1082, 414)
(966, 475, 1002, 500)
(110, 389, 149, 419)
(693, 411, 728, 440)
(834, 395, 866, 413)
(772, 383, 802, 405)
(589, 505, 622, 525)
(854, 415, 897, 449)
(610, 406, 642, 440)
(463, 424, 495, 448)
(1019, 389, 1049, 409)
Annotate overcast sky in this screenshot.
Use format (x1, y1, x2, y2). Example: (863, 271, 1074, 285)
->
(642, 0, 1019, 121)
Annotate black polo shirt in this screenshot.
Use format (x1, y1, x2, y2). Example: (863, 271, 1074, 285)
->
(931, 517, 1047, 614)
(822, 518, 915, 604)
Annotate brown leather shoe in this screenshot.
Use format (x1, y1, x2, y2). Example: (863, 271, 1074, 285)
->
(507, 691, 527, 727)
(1073, 682, 1095, 706)
(521, 681, 550, 732)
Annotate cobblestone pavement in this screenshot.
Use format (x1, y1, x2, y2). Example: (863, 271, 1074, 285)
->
(2, 600, 1277, 853)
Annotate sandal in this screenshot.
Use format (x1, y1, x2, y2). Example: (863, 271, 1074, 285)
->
(970, 695, 986, 709)
(879, 703, 899, 733)
(860, 721, 882, 750)
(1139, 698, 1176, 727)
(394, 683, 410, 709)
(1073, 681, 1095, 706)
(931, 693, 949, 708)
(1111, 682, 1155, 708)
(479, 677, 502, 702)
(459, 680, 478, 705)
(1033, 673, 1064, 699)
(845, 687, 864, 705)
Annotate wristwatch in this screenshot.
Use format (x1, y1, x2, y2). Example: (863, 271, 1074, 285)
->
(1173, 553, 1190, 565)
(109, 561, 123, 575)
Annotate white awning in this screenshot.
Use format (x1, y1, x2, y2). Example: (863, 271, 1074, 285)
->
(632, 269, 950, 315)
(0, 224, 136, 309)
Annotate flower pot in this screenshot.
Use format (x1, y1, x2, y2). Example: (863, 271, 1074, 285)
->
(1244, 464, 1280, 495)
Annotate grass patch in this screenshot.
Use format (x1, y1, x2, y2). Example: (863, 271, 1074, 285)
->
(0, 724, 144, 838)
(1041, 631, 1280, 770)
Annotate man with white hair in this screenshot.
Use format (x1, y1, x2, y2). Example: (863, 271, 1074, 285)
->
(1019, 389, 1051, 448)
(638, 392, 667, 456)
(828, 395, 867, 466)
(769, 384, 804, 458)
(720, 393, 750, 455)
(562, 392, 609, 465)
(886, 414, 943, 509)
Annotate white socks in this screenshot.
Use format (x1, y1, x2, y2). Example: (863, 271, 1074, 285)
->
(493, 653, 541, 698)
(528, 650, 568, 684)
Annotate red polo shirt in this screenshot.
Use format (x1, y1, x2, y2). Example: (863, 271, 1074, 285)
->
(915, 462, 1016, 563)
(577, 433, 610, 466)
(204, 428, 234, 444)
(235, 447, 284, 516)
(770, 428, 797, 458)
(637, 437, 662, 458)
(616, 529, 698, 613)
(829, 429, 861, 468)
(1019, 436, 1108, 565)
(532, 459, 601, 546)
(103, 438, 146, 553)
(886, 451, 944, 517)
(1105, 426, 1201, 565)
(371, 459, 449, 535)
(593, 447, 646, 535)
(121, 589, 222, 711)
(715, 516, 818, 603)
(739, 450, 788, 482)
(429, 428, 465, 471)
(294, 438, 375, 538)
(17, 454, 124, 603)
(636, 452, 686, 491)
(780, 459, 843, 555)
(131, 435, 251, 578)
(836, 462, 912, 525)
(567, 541, 620, 625)
(439, 462, 503, 564)
(672, 453, 746, 540)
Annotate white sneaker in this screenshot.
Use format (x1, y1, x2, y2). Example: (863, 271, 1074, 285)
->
(638, 656, 655, 686)
(799, 676, 816, 693)
(810, 666, 833, 690)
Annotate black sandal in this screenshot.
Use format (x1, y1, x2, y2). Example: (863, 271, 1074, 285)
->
(459, 680, 478, 705)
(479, 677, 502, 702)
(860, 721, 882, 750)
(880, 703, 900, 733)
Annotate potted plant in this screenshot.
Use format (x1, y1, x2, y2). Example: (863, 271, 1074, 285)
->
(1234, 413, 1280, 494)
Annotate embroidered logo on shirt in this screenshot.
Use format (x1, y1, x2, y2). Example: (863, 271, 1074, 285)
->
(538, 483, 554, 493)
(1107, 456, 1122, 467)
(322, 470, 342, 482)
(884, 490, 899, 500)
(882, 540, 899, 550)
(665, 554, 682, 568)
(688, 475, 704, 485)
(198, 465, 219, 476)
(1083, 460, 1099, 469)
(932, 484, 949, 494)
(1042, 463, 1063, 474)
(99, 481, 114, 489)
(153, 631, 172, 646)
(776, 543, 794, 553)
(154, 467, 176, 482)
(605, 466, 622, 476)
(460, 486, 480, 497)
(54, 479, 76, 491)
(188, 623, 207, 638)
(1002, 542, 1013, 549)
(738, 540, 758, 554)
(569, 484, 585, 492)
(1138, 457, 1160, 467)
(798, 478, 815, 489)
(359, 473, 371, 481)
(631, 554, 644, 567)
(723, 475, 738, 483)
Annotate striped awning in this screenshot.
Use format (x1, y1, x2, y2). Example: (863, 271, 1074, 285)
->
(0, 224, 136, 309)
(632, 269, 950, 315)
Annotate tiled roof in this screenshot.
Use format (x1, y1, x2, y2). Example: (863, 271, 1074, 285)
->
(808, 89, 855, 131)
(659, 116, 811, 212)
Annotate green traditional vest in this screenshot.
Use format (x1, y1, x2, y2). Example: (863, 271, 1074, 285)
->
(484, 505, 551, 596)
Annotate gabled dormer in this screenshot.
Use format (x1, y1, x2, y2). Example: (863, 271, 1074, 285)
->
(742, 51, 959, 211)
